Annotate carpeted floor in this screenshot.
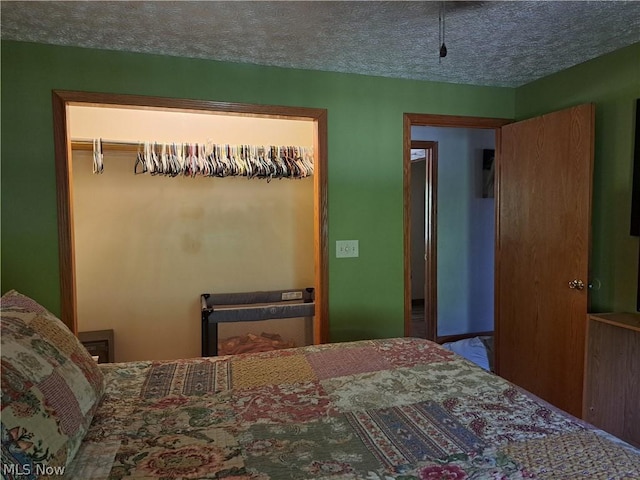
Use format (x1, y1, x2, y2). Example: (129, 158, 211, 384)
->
(411, 301, 427, 338)
(411, 301, 495, 370)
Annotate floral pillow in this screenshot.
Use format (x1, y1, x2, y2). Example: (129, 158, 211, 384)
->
(1, 290, 105, 475)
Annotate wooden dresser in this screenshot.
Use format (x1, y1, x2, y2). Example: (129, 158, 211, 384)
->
(583, 313, 640, 448)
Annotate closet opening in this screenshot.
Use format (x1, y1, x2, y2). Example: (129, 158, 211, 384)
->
(53, 91, 328, 362)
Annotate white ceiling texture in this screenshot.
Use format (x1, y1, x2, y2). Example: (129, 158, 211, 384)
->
(1, 1, 639, 87)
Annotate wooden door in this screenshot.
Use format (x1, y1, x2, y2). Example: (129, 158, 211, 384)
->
(496, 104, 594, 418)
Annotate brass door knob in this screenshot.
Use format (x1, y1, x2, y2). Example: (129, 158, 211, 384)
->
(568, 279, 585, 290)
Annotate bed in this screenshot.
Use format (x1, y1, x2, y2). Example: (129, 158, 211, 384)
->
(2, 291, 639, 479)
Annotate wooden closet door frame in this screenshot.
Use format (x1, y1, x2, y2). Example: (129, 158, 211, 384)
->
(403, 113, 511, 340)
(52, 90, 329, 345)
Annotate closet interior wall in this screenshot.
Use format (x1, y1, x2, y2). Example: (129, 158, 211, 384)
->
(70, 106, 314, 362)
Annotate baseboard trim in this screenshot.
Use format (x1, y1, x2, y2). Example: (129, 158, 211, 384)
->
(437, 330, 493, 344)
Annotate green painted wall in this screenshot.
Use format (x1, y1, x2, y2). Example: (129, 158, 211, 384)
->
(1, 41, 514, 341)
(515, 42, 640, 313)
(3, 40, 638, 340)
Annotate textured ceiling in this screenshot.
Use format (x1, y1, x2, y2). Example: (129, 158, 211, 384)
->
(2, 1, 639, 87)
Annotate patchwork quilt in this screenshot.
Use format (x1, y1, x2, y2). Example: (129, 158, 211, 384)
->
(66, 338, 640, 479)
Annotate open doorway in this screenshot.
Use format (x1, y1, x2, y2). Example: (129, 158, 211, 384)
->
(403, 114, 510, 351)
(409, 140, 437, 340)
(404, 107, 593, 415)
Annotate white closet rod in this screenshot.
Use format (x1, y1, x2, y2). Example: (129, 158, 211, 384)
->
(71, 138, 140, 152)
(70, 138, 312, 152)
(71, 138, 314, 179)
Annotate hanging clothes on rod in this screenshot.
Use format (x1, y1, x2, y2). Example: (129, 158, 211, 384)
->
(80, 138, 314, 180)
(92, 138, 104, 174)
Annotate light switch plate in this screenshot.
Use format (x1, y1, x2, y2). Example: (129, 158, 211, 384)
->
(336, 240, 359, 258)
